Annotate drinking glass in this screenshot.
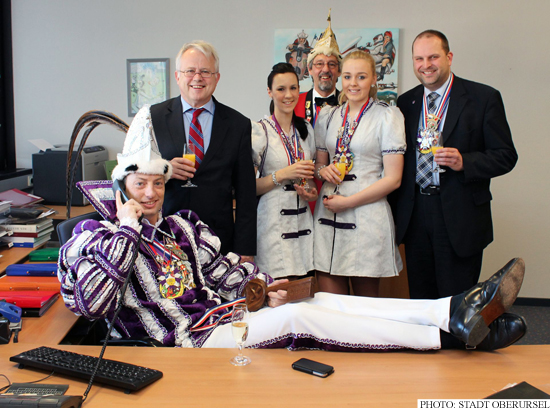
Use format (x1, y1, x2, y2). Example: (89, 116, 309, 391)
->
(333, 161, 346, 195)
(300, 159, 314, 192)
(230, 303, 250, 366)
(431, 136, 446, 173)
(182, 143, 198, 187)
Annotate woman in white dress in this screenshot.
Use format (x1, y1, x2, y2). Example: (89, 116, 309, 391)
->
(251, 63, 318, 279)
(314, 51, 406, 297)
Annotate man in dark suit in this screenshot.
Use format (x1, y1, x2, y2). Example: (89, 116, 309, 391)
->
(151, 41, 256, 260)
(390, 30, 518, 299)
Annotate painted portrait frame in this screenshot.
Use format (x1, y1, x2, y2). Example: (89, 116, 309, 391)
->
(127, 58, 170, 116)
(274, 28, 399, 105)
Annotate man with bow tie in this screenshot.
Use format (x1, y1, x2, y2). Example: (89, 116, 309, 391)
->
(294, 16, 342, 127)
(390, 30, 517, 300)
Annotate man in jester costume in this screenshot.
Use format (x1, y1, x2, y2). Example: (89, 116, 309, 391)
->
(58, 105, 526, 351)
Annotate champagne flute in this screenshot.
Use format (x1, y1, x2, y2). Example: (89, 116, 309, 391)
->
(333, 161, 346, 195)
(230, 303, 250, 366)
(182, 143, 198, 187)
(431, 135, 446, 173)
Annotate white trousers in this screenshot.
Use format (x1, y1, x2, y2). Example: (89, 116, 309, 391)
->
(203, 292, 451, 351)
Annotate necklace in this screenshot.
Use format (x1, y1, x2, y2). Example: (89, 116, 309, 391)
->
(270, 115, 308, 188)
(334, 98, 374, 170)
(271, 114, 304, 164)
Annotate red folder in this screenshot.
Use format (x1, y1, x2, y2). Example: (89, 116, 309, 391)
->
(0, 276, 60, 292)
(0, 291, 59, 317)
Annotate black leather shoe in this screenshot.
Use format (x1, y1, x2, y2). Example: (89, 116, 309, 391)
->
(449, 258, 525, 347)
(475, 313, 527, 351)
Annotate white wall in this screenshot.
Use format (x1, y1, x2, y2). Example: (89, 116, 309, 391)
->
(10, 0, 550, 298)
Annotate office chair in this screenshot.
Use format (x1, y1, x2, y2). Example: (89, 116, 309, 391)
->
(56, 211, 103, 246)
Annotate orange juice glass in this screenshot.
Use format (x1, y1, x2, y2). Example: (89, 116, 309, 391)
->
(183, 153, 196, 166)
(335, 162, 346, 181)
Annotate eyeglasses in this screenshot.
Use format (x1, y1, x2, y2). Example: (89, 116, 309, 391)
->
(179, 69, 218, 78)
(312, 61, 339, 70)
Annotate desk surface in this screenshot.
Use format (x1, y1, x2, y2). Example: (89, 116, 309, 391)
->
(17, 299, 78, 345)
(1, 344, 549, 406)
(46, 204, 94, 220)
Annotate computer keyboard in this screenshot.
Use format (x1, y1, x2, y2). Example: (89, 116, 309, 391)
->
(9, 347, 163, 393)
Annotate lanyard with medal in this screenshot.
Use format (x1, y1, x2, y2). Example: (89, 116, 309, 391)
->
(417, 74, 454, 155)
(148, 236, 196, 299)
(334, 98, 375, 172)
(271, 114, 307, 188)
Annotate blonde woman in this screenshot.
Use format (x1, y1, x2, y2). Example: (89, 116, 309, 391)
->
(313, 51, 406, 297)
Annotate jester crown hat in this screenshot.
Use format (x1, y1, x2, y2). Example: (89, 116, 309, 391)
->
(307, 9, 342, 65)
(111, 104, 172, 182)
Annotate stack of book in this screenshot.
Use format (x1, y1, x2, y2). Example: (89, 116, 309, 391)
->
(0, 218, 54, 248)
(0, 189, 55, 253)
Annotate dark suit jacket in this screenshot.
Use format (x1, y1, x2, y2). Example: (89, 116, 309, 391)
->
(150, 96, 256, 256)
(390, 76, 518, 258)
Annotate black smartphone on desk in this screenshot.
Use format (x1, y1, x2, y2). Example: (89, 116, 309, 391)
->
(292, 358, 334, 378)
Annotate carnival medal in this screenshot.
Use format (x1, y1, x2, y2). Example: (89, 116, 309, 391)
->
(333, 145, 354, 172)
(151, 237, 196, 299)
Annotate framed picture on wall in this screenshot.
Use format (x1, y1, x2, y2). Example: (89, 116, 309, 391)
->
(274, 28, 399, 105)
(127, 58, 170, 116)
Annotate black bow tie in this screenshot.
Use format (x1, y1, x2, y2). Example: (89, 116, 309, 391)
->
(315, 95, 338, 107)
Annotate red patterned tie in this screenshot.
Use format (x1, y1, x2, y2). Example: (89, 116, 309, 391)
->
(188, 108, 205, 169)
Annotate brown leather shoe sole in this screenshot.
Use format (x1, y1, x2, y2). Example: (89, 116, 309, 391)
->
(467, 258, 525, 346)
(480, 258, 525, 325)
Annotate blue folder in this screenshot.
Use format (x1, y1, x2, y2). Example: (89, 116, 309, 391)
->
(5, 263, 58, 277)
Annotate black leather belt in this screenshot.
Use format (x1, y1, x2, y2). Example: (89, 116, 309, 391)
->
(419, 185, 440, 195)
